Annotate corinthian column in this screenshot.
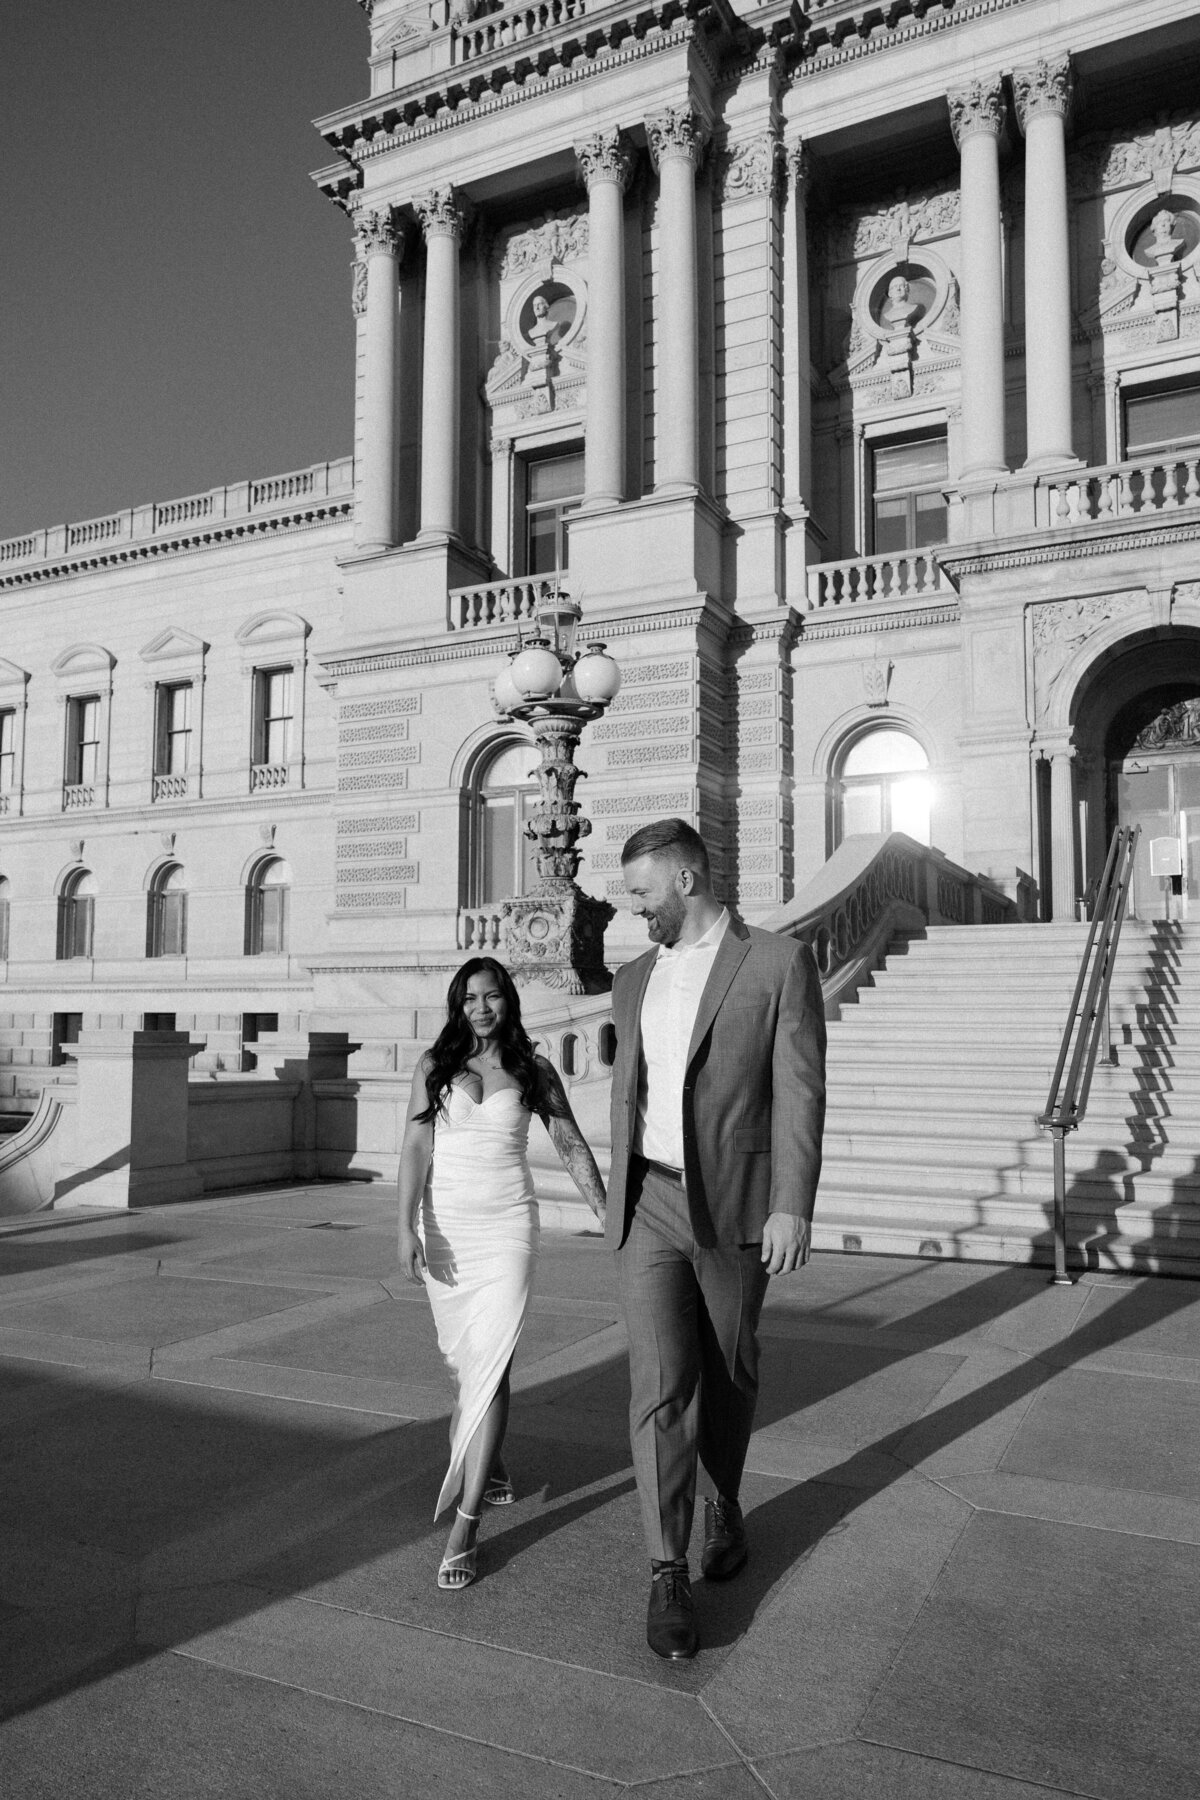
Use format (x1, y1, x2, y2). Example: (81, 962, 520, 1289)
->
(647, 107, 709, 494)
(782, 142, 813, 522)
(948, 78, 1008, 481)
(354, 207, 405, 551)
(1014, 56, 1076, 470)
(576, 129, 635, 509)
(415, 188, 464, 540)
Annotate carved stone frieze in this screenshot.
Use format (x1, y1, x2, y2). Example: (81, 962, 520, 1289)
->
(1132, 697, 1200, 750)
(947, 77, 1006, 149)
(498, 209, 588, 278)
(647, 108, 709, 174)
(1102, 115, 1200, 192)
(575, 128, 635, 193)
(1012, 55, 1073, 132)
(1030, 591, 1144, 715)
(820, 182, 960, 265)
(715, 136, 783, 205)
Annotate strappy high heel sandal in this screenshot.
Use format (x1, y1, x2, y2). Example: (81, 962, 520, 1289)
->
(437, 1508, 480, 1590)
(483, 1469, 514, 1507)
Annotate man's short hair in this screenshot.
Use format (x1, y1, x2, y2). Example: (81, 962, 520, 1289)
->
(621, 817, 711, 880)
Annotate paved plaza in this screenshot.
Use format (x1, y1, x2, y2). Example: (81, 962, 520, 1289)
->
(1, 1183, 1199, 1797)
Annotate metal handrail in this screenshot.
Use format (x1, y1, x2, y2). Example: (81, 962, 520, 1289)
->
(1037, 824, 1140, 1285)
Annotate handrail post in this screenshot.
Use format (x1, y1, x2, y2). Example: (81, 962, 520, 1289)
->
(1050, 1126, 1070, 1286)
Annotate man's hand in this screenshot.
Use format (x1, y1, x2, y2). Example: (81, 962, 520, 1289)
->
(398, 1225, 427, 1286)
(761, 1211, 810, 1276)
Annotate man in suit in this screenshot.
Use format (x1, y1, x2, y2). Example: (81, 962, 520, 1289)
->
(607, 818, 826, 1659)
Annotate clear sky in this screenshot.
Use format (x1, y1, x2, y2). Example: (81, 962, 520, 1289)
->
(0, 1, 369, 541)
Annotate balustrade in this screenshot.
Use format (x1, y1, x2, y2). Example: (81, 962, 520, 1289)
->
(456, 905, 506, 951)
(447, 575, 562, 631)
(250, 763, 289, 792)
(1040, 452, 1200, 528)
(62, 784, 94, 811)
(454, 0, 589, 62)
(806, 552, 946, 611)
(152, 773, 189, 802)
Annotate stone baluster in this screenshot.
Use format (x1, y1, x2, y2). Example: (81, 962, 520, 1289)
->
(782, 142, 814, 532)
(354, 207, 405, 552)
(415, 188, 465, 540)
(647, 107, 709, 494)
(576, 130, 635, 509)
(948, 78, 1008, 480)
(1014, 55, 1076, 470)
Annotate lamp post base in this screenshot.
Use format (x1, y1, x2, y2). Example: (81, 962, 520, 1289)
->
(501, 884, 616, 994)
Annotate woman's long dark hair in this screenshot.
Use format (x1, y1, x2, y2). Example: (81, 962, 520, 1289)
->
(415, 956, 560, 1124)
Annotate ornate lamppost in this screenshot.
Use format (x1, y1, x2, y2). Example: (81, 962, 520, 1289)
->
(492, 591, 621, 993)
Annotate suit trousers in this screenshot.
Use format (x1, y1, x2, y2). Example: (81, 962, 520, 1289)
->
(616, 1159, 770, 1562)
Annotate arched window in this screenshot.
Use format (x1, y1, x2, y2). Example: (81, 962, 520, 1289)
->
(147, 864, 187, 958)
(471, 741, 539, 904)
(0, 877, 10, 961)
(57, 869, 96, 960)
(834, 728, 932, 847)
(245, 857, 291, 956)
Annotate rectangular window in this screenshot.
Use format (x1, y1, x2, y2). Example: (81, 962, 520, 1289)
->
(1123, 377, 1200, 457)
(524, 449, 584, 574)
(254, 668, 293, 767)
(0, 709, 15, 794)
(66, 695, 101, 787)
(155, 682, 192, 776)
(871, 434, 949, 554)
(258, 885, 286, 954)
(142, 1013, 177, 1032)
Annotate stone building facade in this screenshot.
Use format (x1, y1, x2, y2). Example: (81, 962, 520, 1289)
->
(2, 0, 1200, 1099)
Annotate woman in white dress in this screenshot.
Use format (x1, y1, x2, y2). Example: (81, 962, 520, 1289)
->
(397, 956, 606, 1589)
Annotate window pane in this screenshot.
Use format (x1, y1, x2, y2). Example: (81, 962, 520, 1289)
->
(527, 510, 560, 574)
(889, 775, 932, 844)
(72, 895, 94, 958)
(913, 491, 948, 547)
(483, 743, 535, 790)
(528, 453, 584, 504)
(260, 886, 286, 954)
(481, 796, 515, 901)
(872, 496, 910, 555)
(842, 729, 929, 777)
(873, 436, 948, 492)
(0, 899, 8, 961)
(842, 783, 883, 836)
(265, 715, 290, 763)
(1125, 381, 1200, 454)
(161, 891, 186, 956)
(0, 709, 13, 792)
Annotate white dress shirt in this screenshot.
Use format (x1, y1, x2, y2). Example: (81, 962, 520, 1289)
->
(634, 908, 730, 1170)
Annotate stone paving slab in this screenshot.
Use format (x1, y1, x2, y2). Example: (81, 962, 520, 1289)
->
(3, 1184, 1200, 1800)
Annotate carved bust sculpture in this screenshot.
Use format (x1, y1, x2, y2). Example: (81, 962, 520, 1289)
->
(882, 274, 920, 329)
(1149, 208, 1184, 262)
(527, 292, 560, 348)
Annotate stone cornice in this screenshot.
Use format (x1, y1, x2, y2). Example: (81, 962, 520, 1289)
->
(0, 504, 353, 592)
(941, 516, 1200, 578)
(799, 601, 960, 640)
(790, 0, 1032, 81)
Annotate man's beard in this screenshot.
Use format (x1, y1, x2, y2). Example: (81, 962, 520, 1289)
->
(645, 891, 687, 945)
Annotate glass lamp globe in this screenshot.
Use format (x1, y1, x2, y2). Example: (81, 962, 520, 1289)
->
(510, 642, 564, 702)
(573, 643, 621, 705)
(493, 661, 523, 714)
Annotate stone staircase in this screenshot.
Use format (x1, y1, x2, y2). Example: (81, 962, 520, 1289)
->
(813, 920, 1200, 1274)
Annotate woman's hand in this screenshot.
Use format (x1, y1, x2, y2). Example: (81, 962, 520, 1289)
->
(398, 1224, 427, 1286)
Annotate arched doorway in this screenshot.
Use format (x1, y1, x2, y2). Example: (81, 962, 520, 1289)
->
(1069, 628, 1200, 922)
(1108, 687, 1200, 920)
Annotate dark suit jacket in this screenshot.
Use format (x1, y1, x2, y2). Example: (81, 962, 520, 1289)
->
(606, 914, 826, 1250)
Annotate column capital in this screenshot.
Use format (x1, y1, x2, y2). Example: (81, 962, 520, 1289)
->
(786, 139, 812, 200)
(647, 107, 709, 174)
(353, 205, 405, 260)
(415, 187, 466, 243)
(1013, 55, 1073, 133)
(947, 76, 1006, 148)
(576, 127, 635, 193)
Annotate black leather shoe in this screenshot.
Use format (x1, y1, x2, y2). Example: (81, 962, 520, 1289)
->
(646, 1562, 698, 1660)
(701, 1495, 748, 1581)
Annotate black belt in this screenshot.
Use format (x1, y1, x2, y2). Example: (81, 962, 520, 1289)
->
(634, 1154, 684, 1185)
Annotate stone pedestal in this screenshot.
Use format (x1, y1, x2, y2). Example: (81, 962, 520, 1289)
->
(68, 1029, 205, 1208)
(502, 886, 615, 995)
(251, 1031, 361, 1179)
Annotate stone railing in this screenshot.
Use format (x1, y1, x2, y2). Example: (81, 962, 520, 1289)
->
(152, 773, 189, 802)
(1038, 452, 1200, 530)
(250, 763, 289, 793)
(0, 794, 10, 816)
(62, 784, 94, 811)
(763, 831, 1018, 1017)
(0, 458, 355, 574)
(457, 905, 507, 951)
(452, 0, 590, 61)
(447, 574, 564, 632)
(806, 551, 948, 611)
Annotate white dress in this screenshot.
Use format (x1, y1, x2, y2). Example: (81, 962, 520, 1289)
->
(421, 1082, 539, 1519)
